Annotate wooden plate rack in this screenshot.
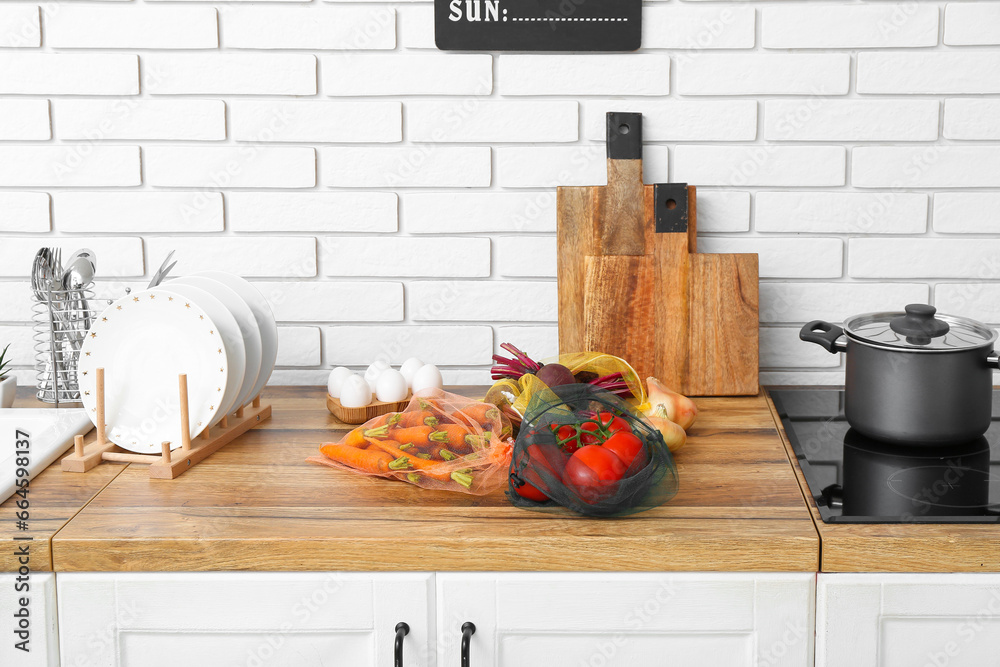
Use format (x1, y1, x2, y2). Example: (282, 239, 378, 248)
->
(61, 367, 271, 479)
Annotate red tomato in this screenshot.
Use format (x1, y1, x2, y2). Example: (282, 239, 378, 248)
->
(596, 412, 632, 435)
(563, 445, 627, 503)
(513, 443, 568, 502)
(550, 423, 584, 453)
(576, 422, 604, 447)
(513, 478, 548, 502)
(602, 431, 646, 470)
(580, 412, 631, 440)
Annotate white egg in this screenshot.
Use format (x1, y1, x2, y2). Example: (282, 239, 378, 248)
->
(376, 369, 409, 403)
(339, 374, 372, 408)
(364, 360, 390, 392)
(327, 367, 353, 398)
(399, 357, 425, 388)
(411, 364, 444, 394)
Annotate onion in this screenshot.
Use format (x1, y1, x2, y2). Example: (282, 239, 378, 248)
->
(535, 363, 576, 388)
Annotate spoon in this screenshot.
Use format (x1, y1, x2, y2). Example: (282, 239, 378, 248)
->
(30, 248, 63, 404)
(62, 248, 96, 291)
(61, 249, 97, 348)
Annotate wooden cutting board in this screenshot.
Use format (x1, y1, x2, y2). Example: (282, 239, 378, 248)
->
(558, 112, 759, 396)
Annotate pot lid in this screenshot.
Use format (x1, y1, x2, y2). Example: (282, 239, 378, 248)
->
(844, 304, 998, 351)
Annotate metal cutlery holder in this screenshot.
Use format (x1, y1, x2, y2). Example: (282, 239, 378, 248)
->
(33, 286, 97, 404)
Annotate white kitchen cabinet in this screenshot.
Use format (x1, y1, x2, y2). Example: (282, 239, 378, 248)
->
(0, 571, 59, 667)
(818, 573, 1000, 667)
(55, 572, 434, 667)
(436, 573, 816, 667)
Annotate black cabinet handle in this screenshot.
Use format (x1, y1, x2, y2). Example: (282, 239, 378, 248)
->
(395, 622, 409, 667)
(461, 622, 476, 667)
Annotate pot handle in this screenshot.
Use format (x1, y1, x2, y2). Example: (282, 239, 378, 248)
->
(988, 352, 1000, 370)
(800, 320, 848, 354)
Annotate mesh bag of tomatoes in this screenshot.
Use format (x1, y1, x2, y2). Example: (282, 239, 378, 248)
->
(308, 389, 514, 495)
(507, 384, 679, 517)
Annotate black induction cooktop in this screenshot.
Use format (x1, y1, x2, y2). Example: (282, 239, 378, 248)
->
(770, 389, 1000, 524)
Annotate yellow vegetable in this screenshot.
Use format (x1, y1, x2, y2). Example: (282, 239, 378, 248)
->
(645, 377, 698, 431)
(646, 405, 687, 452)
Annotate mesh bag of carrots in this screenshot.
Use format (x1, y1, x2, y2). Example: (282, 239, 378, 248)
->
(308, 390, 514, 495)
(507, 383, 679, 517)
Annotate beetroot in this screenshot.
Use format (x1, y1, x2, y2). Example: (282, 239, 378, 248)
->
(491, 343, 542, 381)
(491, 343, 632, 398)
(535, 363, 576, 388)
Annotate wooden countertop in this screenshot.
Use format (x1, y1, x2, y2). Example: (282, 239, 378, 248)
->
(38, 387, 819, 572)
(13, 385, 996, 574)
(0, 390, 126, 571)
(765, 391, 1000, 573)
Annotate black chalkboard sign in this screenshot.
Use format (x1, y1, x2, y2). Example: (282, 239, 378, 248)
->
(435, 0, 642, 52)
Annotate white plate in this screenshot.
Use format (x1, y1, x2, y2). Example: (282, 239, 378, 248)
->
(170, 275, 262, 412)
(77, 288, 229, 453)
(161, 284, 246, 427)
(193, 272, 277, 403)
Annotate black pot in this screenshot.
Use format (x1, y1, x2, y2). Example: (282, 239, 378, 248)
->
(800, 304, 1000, 445)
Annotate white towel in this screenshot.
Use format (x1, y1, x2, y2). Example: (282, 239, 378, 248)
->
(1, 409, 94, 504)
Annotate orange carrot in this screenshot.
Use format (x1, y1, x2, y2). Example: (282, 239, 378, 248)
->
(342, 424, 390, 447)
(417, 398, 458, 418)
(460, 403, 500, 424)
(430, 424, 473, 452)
(320, 444, 394, 473)
(371, 412, 397, 427)
(425, 444, 459, 461)
(390, 425, 436, 447)
(396, 410, 438, 428)
(342, 427, 366, 448)
(365, 438, 461, 483)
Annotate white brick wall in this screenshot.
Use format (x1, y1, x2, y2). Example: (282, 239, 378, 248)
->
(54, 99, 226, 141)
(148, 237, 318, 277)
(46, 6, 218, 49)
(762, 5, 938, 49)
(933, 193, 1000, 234)
(145, 54, 317, 95)
(944, 3, 1000, 45)
(0, 0, 997, 387)
(944, 99, 1000, 140)
(762, 100, 939, 141)
(230, 101, 401, 143)
(145, 146, 316, 188)
(54, 192, 224, 233)
(407, 100, 578, 143)
(325, 325, 492, 366)
(499, 55, 671, 96)
(677, 54, 851, 95)
(0, 193, 49, 233)
(0, 100, 49, 140)
(222, 6, 395, 50)
(0, 6, 40, 47)
(324, 237, 490, 277)
(0, 53, 138, 94)
(857, 52, 1000, 94)
(755, 192, 927, 235)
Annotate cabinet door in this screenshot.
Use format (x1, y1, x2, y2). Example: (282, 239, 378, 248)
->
(818, 573, 1000, 667)
(437, 573, 815, 667)
(56, 572, 434, 667)
(0, 571, 58, 666)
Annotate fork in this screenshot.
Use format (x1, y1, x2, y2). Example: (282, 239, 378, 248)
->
(147, 250, 177, 289)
